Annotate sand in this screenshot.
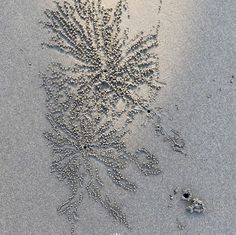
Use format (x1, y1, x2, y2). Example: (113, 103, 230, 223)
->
(0, 0, 235, 234)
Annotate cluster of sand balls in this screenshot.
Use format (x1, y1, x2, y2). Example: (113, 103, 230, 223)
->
(41, 0, 163, 232)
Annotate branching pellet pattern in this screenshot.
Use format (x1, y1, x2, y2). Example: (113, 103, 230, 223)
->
(40, 0, 182, 233)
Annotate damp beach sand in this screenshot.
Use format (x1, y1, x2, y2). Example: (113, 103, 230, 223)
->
(0, 0, 235, 235)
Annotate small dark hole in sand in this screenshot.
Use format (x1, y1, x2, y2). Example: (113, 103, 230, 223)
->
(83, 145, 87, 149)
(147, 110, 151, 113)
(183, 193, 190, 199)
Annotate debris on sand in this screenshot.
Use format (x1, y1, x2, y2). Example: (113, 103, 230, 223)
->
(187, 198, 205, 214)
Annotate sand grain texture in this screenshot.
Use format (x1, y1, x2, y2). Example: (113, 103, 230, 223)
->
(0, 0, 235, 234)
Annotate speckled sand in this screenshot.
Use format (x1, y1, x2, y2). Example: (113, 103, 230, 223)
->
(0, 0, 235, 234)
